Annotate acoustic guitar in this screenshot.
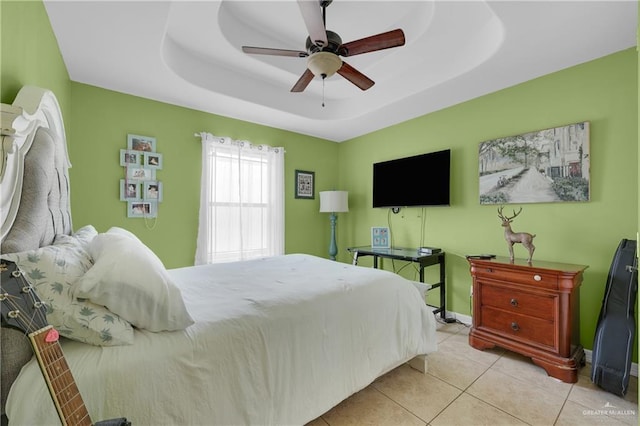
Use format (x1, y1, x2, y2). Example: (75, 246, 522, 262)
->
(0, 260, 131, 426)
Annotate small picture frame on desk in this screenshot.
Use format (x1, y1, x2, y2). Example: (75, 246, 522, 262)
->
(371, 227, 390, 248)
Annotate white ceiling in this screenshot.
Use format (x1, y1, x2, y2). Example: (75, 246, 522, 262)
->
(44, 0, 637, 142)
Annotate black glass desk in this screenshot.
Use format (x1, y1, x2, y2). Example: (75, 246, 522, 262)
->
(347, 246, 446, 319)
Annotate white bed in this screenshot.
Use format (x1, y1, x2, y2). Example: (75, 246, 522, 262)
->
(7, 254, 436, 425)
(1, 87, 437, 425)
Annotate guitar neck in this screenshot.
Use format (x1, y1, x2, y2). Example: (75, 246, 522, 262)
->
(29, 326, 92, 426)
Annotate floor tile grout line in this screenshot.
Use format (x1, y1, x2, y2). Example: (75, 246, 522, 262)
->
(463, 392, 535, 426)
(373, 363, 535, 426)
(373, 331, 509, 426)
(552, 386, 574, 426)
(454, 347, 540, 425)
(369, 383, 429, 425)
(372, 371, 456, 425)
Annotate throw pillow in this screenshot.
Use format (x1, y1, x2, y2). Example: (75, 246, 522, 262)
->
(73, 232, 194, 332)
(2, 240, 134, 346)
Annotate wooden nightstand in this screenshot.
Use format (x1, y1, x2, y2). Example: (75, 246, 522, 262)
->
(467, 256, 588, 383)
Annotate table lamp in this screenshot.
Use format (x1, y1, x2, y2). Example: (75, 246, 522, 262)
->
(319, 191, 349, 260)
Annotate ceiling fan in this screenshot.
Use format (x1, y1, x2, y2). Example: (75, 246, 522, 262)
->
(241, 0, 406, 93)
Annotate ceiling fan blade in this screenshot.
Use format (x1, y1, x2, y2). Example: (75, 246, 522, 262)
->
(291, 68, 315, 92)
(242, 46, 308, 58)
(297, 0, 328, 48)
(340, 29, 405, 57)
(337, 61, 374, 91)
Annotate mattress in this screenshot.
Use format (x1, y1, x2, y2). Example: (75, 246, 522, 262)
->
(6, 254, 437, 425)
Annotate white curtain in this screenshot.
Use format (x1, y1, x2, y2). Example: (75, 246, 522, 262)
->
(195, 132, 284, 264)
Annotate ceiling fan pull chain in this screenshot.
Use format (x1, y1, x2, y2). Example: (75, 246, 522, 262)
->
(322, 76, 325, 107)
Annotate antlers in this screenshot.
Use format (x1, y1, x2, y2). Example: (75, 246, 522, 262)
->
(497, 206, 522, 223)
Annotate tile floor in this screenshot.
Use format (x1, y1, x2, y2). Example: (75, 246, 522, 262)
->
(307, 319, 638, 426)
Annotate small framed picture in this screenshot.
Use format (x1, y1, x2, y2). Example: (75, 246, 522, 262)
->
(143, 181, 163, 201)
(127, 201, 157, 218)
(371, 227, 390, 248)
(126, 167, 154, 181)
(143, 152, 163, 169)
(120, 149, 140, 166)
(120, 180, 142, 201)
(127, 134, 156, 152)
(295, 170, 315, 199)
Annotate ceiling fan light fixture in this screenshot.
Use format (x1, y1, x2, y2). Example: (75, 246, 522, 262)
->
(307, 52, 342, 78)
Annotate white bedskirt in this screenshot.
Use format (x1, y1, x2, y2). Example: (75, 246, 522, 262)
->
(7, 254, 437, 425)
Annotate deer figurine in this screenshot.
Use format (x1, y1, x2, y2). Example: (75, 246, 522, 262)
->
(497, 206, 536, 262)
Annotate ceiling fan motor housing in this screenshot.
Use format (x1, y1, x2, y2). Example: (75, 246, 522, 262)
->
(306, 30, 343, 54)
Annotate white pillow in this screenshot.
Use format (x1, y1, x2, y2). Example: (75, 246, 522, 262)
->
(73, 232, 194, 332)
(54, 225, 98, 251)
(2, 239, 134, 346)
(105, 226, 139, 241)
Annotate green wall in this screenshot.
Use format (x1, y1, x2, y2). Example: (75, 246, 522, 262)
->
(69, 84, 338, 268)
(0, 0, 70, 118)
(338, 48, 638, 358)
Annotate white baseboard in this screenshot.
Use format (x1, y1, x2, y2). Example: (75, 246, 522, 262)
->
(444, 311, 638, 378)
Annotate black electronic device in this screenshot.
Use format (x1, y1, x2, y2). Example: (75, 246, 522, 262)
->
(373, 149, 450, 208)
(419, 247, 442, 254)
(465, 254, 496, 260)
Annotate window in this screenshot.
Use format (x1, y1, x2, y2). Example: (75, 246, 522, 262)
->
(195, 133, 284, 264)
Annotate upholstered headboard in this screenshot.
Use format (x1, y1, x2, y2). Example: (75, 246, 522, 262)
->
(0, 87, 73, 416)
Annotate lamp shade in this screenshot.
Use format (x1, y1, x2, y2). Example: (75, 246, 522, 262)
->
(319, 191, 349, 213)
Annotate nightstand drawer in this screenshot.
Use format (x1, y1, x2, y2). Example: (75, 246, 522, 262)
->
(474, 267, 558, 290)
(480, 284, 556, 320)
(480, 306, 556, 349)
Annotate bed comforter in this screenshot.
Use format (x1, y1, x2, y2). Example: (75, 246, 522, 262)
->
(6, 254, 437, 425)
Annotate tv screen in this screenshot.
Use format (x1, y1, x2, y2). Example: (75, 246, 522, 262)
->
(373, 149, 450, 208)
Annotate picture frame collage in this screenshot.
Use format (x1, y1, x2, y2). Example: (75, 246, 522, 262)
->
(120, 134, 163, 218)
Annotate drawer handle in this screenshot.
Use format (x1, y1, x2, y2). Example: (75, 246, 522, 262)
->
(511, 322, 520, 331)
(533, 274, 542, 281)
(486, 268, 493, 273)
(510, 298, 518, 307)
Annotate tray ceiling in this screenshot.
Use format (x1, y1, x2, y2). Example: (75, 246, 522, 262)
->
(44, 0, 637, 142)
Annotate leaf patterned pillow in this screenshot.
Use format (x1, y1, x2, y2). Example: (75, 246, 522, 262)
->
(2, 239, 134, 346)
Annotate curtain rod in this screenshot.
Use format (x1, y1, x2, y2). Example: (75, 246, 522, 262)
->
(195, 132, 285, 153)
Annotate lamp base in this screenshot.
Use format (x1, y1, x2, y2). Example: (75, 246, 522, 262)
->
(328, 212, 338, 260)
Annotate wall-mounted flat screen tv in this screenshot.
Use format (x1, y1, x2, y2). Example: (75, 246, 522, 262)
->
(373, 149, 450, 208)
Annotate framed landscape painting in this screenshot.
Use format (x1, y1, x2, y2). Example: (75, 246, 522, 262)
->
(478, 122, 590, 205)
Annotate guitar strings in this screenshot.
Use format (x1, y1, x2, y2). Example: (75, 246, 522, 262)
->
(1, 286, 87, 422)
(0, 289, 35, 335)
(1, 269, 47, 335)
(19, 270, 49, 329)
(2, 264, 92, 425)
